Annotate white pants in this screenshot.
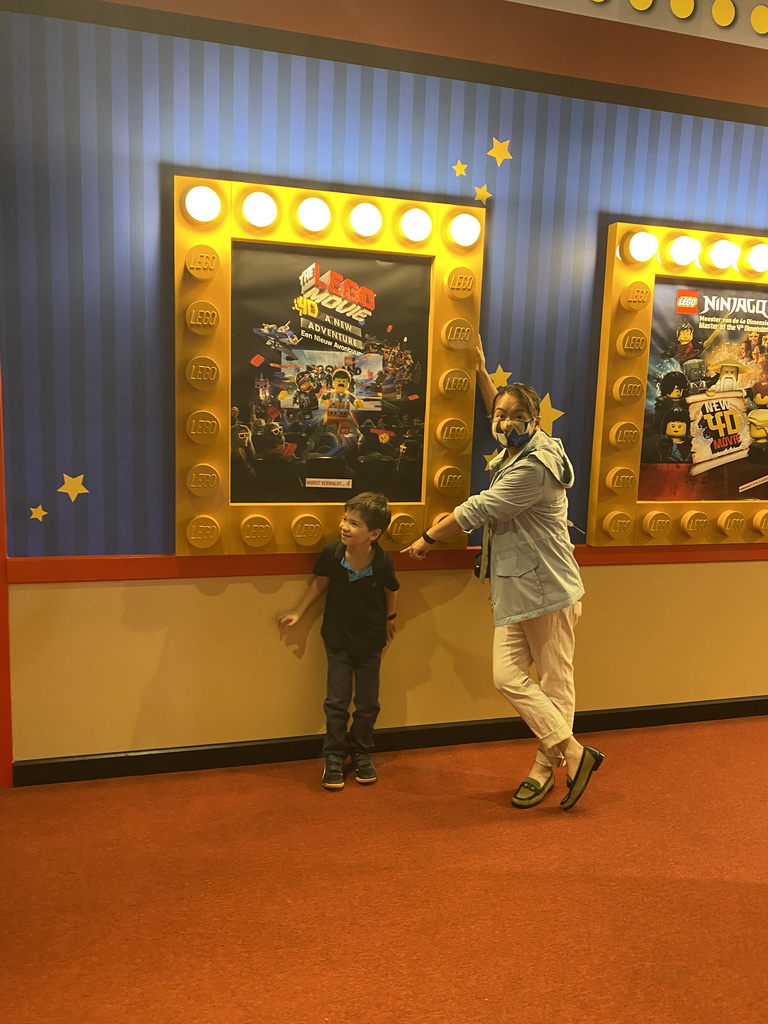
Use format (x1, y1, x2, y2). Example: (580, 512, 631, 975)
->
(492, 602, 582, 768)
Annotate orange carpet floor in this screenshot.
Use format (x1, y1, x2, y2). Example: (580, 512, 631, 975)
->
(2, 717, 767, 1024)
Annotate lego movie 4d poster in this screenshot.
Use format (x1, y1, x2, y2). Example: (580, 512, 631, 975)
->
(230, 243, 431, 504)
(639, 279, 768, 502)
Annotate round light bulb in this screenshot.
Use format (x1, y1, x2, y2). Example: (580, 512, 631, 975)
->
(400, 208, 432, 242)
(297, 197, 331, 232)
(707, 238, 740, 270)
(448, 213, 482, 248)
(745, 243, 768, 273)
(349, 202, 383, 238)
(184, 185, 222, 223)
(667, 235, 701, 267)
(242, 191, 278, 228)
(625, 231, 658, 263)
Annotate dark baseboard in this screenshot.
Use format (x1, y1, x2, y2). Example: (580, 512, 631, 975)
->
(13, 695, 767, 786)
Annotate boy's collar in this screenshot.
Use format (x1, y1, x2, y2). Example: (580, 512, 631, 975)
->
(337, 539, 382, 562)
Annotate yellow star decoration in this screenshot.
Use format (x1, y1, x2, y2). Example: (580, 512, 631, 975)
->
(487, 138, 513, 167)
(474, 184, 492, 204)
(483, 451, 501, 470)
(57, 474, 89, 503)
(452, 159, 467, 177)
(29, 505, 48, 521)
(489, 364, 511, 390)
(538, 393, 565, 435)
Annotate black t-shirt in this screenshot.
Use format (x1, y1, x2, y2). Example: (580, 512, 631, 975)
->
(314, 541, 400, 655)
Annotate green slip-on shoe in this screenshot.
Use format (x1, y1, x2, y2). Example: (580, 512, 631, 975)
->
(560, 746, 604, 810)
(511, 771, 555, 808)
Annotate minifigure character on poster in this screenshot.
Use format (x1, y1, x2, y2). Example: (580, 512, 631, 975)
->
(747, 408, 768, 462)
(653, 406, 692, 464)
(746, 379, 768, 412)
(323, 368, 364, 436)
(291, 369, 321, 416)
(705, 360, 749, 396)
(654, 371, 688, 427)
(682, 357, 716, 395)
(667, 321, 700, 364)
(747, 382, 768, 462)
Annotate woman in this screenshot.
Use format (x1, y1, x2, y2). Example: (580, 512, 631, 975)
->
(402, 342, 604, 810)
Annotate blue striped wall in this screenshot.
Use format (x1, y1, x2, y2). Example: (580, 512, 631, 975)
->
(2, 11, 768, 555)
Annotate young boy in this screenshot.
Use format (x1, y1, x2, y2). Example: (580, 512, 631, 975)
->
(278, 492, 399, 789)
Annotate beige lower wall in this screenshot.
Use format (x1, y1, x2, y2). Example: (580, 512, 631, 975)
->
(9, 560, 766, 761)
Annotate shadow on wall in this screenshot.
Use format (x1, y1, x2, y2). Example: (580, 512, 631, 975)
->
(373, 569, 498, 730)
(121, 575, 327, 751)
(118, 567, 500, 755)
(273, 565, 503, 729)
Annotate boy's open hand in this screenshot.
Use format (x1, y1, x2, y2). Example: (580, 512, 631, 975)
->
(278, 613, 300, 629)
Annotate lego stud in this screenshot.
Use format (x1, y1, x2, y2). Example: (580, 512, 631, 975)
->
(186, 464, 220, 496)
(602, 511, 633, 538)
(186, 515, 220, 548)
(241, 515, 274, 548)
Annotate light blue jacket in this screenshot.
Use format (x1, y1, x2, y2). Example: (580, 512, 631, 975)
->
(453, 431, 584, 626)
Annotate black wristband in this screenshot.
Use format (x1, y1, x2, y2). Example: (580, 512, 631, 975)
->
(387, 613, 398, 621)
(421, 531, 436, 544)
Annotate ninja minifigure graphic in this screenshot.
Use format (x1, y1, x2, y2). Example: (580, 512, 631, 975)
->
(705, 361, 748, 395)
(748, 408, 768, 462)
(673, 321, 700, 364)
(653, 406, 692, 464)
(682, 357, 715, 395)
(747, 381, 768, 462)
(747, 379, 768, 412)
(654, 371, 688, 426)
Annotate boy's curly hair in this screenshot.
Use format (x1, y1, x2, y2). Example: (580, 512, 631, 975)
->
(344, 491, 392, 532)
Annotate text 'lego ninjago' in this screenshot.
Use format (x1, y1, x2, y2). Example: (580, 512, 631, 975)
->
(640, 279, 768, 501)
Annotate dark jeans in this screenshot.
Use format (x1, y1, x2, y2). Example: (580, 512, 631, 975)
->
(322, 644, 382, 756)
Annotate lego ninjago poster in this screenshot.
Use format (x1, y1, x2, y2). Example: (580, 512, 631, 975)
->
(230, 242, 431, 503)
(639, 278, 768, 501)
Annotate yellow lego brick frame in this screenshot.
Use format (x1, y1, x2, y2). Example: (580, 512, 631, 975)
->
(588, 221, 768, 547)
(174, 176, 485, 555)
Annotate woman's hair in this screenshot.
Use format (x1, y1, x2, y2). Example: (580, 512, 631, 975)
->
(491, 383, 541, 420)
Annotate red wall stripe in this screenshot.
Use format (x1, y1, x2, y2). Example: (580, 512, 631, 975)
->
(6, 542, 768, 585)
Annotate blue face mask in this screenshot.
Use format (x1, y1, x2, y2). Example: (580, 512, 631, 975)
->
(493, 417, 536, 449)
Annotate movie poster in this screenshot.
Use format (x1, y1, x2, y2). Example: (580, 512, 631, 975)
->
(639, 279, 768, 501)
(230, 243, 431, 504)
